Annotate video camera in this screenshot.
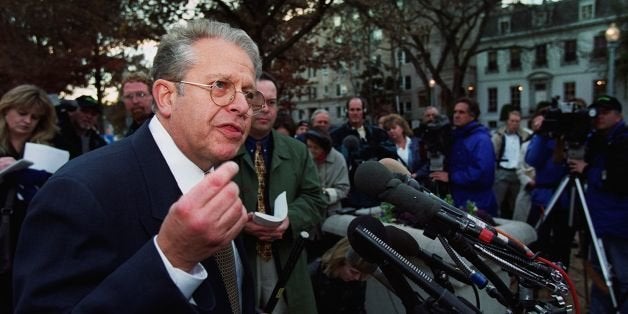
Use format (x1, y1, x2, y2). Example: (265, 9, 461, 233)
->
(538, 96, 597, 159)
(421, 114, 452, 171)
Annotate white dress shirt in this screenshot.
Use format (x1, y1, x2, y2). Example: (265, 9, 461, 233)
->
(148, 116, 243, 304)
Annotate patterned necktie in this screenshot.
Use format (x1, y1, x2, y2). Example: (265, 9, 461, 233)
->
(254, 142, 272, 261)
(215, 245, 240, 313)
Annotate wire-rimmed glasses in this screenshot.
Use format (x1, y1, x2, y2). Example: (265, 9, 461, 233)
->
(178, 80, 265, 115)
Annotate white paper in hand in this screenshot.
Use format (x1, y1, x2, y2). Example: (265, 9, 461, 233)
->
(253, 191, 288, 227)
(24, 143, 70, 173)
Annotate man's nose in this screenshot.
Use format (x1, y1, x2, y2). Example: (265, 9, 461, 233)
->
(229, 92, 251, 114)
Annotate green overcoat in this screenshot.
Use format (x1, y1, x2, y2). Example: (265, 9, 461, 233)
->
(232, 130, 326, 314)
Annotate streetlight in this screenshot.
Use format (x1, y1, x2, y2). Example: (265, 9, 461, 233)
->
(429, 79, 436, 107)
(605, 23, 621, 95)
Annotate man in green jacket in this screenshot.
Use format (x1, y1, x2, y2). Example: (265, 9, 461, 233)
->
(232, 73, 325, 314)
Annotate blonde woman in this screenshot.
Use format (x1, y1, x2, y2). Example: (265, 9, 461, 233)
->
(382, 114, 427, 179)
(310, 237, 375, 314)
(0, 84, 57, 313)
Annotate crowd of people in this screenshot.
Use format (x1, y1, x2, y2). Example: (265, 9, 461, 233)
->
(0, 19, 626, 314)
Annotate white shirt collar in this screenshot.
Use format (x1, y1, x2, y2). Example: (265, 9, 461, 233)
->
(148, 116, 205, 194)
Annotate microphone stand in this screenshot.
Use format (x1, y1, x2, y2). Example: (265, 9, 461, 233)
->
(263, 231, 309, 313)
(353, 226, 479, 314)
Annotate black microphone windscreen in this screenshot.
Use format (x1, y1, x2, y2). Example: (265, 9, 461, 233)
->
(347, 215, 388, 264)
(354, 160, 395, 196)
(342, 135, 360, 152)
(381, 182, 441, 226)
(385, 226, 420, 256)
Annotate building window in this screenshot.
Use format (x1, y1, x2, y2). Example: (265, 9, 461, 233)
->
(374, 54, 382, 67)
(593, 35, 607, 59)
(564, 82, 576, 101)
(534, 44, 547, 67)
(532, 11, 548, 27)
(487, 51, 498, 73)
(324, 85, 329, 95)
(580, 3, 594, 20)
(322, 66, 328, 77)
(309, 86, 317, 100)
(336, 84, 341, 96)
(396, 49, 407, 65)
(405, 102, 412, 112)
(564, 40, 578, 64)
(509, 47, 521, 71)
(499, 17, 510, 35)
(510, 85, 521, 108)
(372, 29, 383, 43)
(404, 76, 411, 90)
(488, 88, 498, 113)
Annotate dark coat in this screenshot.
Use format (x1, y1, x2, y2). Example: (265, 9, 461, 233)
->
(13, 123, 255, 313)
(330, 123, 397, 208)
(53, 119, 107, 159)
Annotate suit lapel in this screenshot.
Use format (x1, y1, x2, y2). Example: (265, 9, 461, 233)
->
(129, 124, 182, 233)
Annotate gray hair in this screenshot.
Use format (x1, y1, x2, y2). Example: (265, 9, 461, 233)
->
(311, 108, 329, 123)
(151, 19, 262, 87)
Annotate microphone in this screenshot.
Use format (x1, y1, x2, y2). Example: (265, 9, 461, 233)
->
(384, 225, 485, 287)
(354, 160, 526, 255)
(347, 216, 478, 314)
(379, 158, 500, 235)
(342, 135, 360, 153)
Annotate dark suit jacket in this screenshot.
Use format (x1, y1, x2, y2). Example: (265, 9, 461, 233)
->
(13, 123, 255, 313)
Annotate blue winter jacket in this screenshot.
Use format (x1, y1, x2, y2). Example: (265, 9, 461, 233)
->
(446, 121, 498, 216)
(524, 134, 570, 210)
(583, 120, 628, 238)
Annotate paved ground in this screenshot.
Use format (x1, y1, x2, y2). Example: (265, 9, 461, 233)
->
(568, 240, 590, 313)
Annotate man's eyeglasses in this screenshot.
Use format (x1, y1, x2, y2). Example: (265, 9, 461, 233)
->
(123, 91, 150, 101)
(178, 80, 266, 115)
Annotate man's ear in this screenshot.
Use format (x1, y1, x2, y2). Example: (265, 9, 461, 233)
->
(153, 79, 176, 118)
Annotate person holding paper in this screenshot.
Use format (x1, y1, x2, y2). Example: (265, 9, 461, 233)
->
(0, 84, 58, 313)
(232, 72, 326, 314)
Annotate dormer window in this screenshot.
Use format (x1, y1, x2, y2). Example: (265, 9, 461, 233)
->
(532, 11, 548, 27)
(499, 17, 511, 34)
(580, 3, 594, 20)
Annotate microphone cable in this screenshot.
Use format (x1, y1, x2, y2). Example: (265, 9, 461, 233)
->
(446, 232, 516, 308)
(437, 235, 482, 309)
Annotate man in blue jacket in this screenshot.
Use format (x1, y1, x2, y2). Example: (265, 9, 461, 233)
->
(568, 95, 628, 314)
(430, 98, 498, 216)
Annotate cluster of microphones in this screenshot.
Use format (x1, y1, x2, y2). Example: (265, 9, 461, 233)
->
(343, 159, 576, 313)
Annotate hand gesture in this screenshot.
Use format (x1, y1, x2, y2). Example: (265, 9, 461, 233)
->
(157, 161, 248, 271)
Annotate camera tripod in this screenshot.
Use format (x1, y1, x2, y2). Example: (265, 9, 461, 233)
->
(536, 173, 620, 312)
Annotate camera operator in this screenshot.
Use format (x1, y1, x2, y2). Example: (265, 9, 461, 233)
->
(330, 97, 397, 209)
(429, 98, 498, 216)
(416, 109, 452, 196)
(524, 106, 575, 270)
(567, 96, 628, 314)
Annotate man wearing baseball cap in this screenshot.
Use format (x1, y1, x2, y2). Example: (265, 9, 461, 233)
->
(568, 95, 628, 314)
(53, 95, 106, 159)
